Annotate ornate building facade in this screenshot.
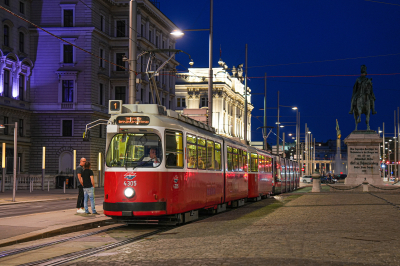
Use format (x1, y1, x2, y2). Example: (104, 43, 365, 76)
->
(175, 65, 253, 144)
(0, 0, 179, 183)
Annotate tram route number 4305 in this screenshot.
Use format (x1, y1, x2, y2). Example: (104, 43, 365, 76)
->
(124, 180, 137, 187)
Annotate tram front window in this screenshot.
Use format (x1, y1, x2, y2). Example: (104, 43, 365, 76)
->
(106, 133, 162, 168)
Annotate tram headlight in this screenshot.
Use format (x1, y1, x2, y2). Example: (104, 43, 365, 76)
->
(124, 187, 135, 198)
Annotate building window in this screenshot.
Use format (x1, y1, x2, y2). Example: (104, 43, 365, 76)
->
(4, 25, 9, 47)
(62, 120, 73, 136)
(99, 125, 103, 138)
(141, 24, 144, 37)
(19, 119, 23, 137)
(3, 117, 8, 135)
(100, 15, 105, 32)
(149, 91, 151, 104)
(116, 21, 125, 37)
(99, 49, 104, 67)
(64, 9, 73, 27)
(141, 88, 144, 103)
(62, 80, 74, 102)
(5, 0, 9, 6)
(63, 10, 73, 27)
(99, 83, 104, 105)
(3, 69, 10, 97)
(115, 86, 126, 104)
(19, 74, 24, 101)
(148, 30, 152, 42)
(162, 97, 165, 106)
(162, 40, 165, 49)
(156, 36, 159, 47)
(19, 32, 25, 53)
(19, 1, 25, 14)
(177, 97, 185, 108)
(63, 45, 73, 63)
(116, 53, 125, 71)
(201, 97, 208, 107)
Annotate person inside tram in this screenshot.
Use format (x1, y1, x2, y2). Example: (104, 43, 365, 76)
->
(142, 148, 161, 167)
(188, 156, 196, 168)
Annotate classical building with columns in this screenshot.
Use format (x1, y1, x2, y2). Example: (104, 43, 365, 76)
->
(175, 64, 253, 144)
(0, 0, 179, 185)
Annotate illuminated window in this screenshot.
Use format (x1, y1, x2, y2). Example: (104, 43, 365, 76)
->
(187, 135, 197, 169)
(165, 131, 183, 168)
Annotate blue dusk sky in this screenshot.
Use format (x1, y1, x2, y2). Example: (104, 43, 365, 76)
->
(161, 0, 400, 145)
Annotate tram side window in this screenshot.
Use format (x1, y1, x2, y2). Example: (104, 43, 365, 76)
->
(259, 155, 265, 173)
(238, 149, 243, 171)
(276, 161, 282, 181)
(165, 131, 183, 168)
(227, 146, 233, 171)
(265, 157, 272, 173)
(243, 151, 248, 172)
(187, 134, 197, 169)
(207, 140, 214, 170)
(250, 153, 258, 172)
(233, 148, 238, 171)
(215, 142, 221, 170)
(197, 137, 206, 169)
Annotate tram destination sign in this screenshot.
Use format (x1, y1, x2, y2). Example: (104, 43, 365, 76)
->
(116, 116, 150, 125)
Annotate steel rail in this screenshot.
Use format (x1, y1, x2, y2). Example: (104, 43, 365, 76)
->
(0, 225, 125, 259)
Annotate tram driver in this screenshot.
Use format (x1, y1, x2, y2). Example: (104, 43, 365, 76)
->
(142, 148, 161, 167)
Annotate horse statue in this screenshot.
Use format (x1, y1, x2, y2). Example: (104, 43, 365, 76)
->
(349, 65, 377, 131)
(352, 78, 373, 130)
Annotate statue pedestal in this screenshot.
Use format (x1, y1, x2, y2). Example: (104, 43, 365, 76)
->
(344, 131, 383, 185)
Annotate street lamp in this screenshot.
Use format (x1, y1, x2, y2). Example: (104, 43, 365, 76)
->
(171, 0, 214, 127)
(0, 122, 17, 202)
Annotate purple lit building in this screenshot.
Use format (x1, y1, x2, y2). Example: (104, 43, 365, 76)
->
(0, 0, 178, 186)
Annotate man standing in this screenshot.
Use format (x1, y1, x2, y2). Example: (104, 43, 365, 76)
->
(76, 157, 86, 213)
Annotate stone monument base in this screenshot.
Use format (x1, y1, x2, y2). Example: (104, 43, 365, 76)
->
(344, 130, 383, 186)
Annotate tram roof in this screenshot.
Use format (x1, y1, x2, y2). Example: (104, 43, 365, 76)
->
(108, 104, 294, 161)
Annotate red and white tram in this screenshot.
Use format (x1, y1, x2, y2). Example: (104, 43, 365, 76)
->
(100, 103, 299, 223)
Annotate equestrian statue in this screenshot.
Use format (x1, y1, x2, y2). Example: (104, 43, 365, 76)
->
(349, 65, 377, 131)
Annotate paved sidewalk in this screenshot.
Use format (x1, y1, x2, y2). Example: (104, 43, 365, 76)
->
(67, 191, 400, 266)
(0, 187, 104, 205)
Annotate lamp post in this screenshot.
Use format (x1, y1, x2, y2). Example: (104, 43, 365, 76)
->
(171, 0, 214, 127)
(0, 122, 17, 202)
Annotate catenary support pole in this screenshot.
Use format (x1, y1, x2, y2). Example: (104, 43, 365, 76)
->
(128, 0, 137, 104)
(208, 0, 213, 127)
(263, 73, 267, 150)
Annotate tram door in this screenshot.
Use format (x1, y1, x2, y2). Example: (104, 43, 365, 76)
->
(273, 156, 281, 194)
(280, 158, 286, 193)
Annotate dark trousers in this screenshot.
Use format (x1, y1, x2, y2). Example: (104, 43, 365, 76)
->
(76, 185, 84, 209)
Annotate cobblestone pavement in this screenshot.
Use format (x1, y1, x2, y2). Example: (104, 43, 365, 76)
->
(68, 192, 400, 266)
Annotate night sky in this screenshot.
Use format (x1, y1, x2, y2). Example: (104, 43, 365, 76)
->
(161, 0, 400, 145)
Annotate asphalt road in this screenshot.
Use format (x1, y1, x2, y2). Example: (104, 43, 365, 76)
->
(0, 198, 105, 218)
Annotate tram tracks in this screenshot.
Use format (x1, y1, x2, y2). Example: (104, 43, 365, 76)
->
(1, 197, 278, 265)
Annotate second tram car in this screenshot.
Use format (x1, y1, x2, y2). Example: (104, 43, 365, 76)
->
(100, 103, 299, 224)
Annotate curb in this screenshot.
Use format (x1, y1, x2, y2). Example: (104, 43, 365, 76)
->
(0, 196, 104, 206)
(0, 217, 115, 248)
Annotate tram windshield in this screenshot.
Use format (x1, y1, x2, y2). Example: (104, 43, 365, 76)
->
(106, 133, 162, 168)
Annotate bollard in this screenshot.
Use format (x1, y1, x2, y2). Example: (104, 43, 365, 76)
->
(48, 180, 49, 192)
(63, 181, 66, 194)
(311, 171, 322, 193)
(362, 178, 369, 192)
(29, 180, 32, 193)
